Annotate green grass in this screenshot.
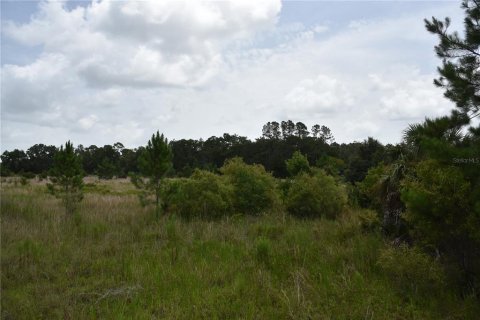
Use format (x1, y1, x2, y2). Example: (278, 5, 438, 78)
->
(1, 179, 477, 319)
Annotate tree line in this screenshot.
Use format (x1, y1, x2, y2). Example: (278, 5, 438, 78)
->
(0, 122, 398, 182)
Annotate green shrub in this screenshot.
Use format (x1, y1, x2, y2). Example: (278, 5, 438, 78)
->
(20, 176, 29, 186)
(316, 155, 345, 177)
(378, 245, 445, 295)
(97, 158, 116, 180)
(277, 178, 292, 199)
(285, 170, 347, 219)
(21, 172, 36, 180)
(38, 172, 48, 181)
(285, 151, 310, 177)
(402, 159, 480, 291)
(220, 158, 279, 215)
(356, 163, 388, 211)
(402, 160, 473, 246)
(0, 164, 12, 177)
(358, 209, 381, 233)
(162, 170, 234, 219)
(345, 182, 361, 208)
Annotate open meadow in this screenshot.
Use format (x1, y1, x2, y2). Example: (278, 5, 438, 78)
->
(1, 177, 478, 319)
(2, 0, 480, 318)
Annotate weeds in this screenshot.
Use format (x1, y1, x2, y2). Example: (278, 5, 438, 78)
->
(1, 180, 478, 319)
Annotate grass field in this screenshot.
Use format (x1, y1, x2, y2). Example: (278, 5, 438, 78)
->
(1, 178, 478, 319)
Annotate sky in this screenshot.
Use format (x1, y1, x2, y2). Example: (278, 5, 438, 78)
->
(1, 0, 464, 151)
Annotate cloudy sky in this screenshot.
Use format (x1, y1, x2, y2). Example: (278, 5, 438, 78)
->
(1, 0, 463, 151)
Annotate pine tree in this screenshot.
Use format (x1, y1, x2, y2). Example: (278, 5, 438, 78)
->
(131, 131, 172, 215)
(294, 122, 309, 138)
(425, 0, 479, 120)
(47, 141, 84, 215)
(262, 122, 273, 139)
(311, 124, 321, 139)
(281, 120, 296, 139)
(270, 121, 281, 139)
(394, 1, 480, 293)
(320, 125, 334, 144)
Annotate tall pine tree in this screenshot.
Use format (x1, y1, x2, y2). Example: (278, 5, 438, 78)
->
(47, 141, 84, 215)
(396, 0, 480, 293)
(131, 131, 173, 215)
(425, 0, 479, 121)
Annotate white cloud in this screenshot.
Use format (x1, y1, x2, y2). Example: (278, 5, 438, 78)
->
(1, 1, 462, 151)
(3, 0, 281, 88)
(285, 75, 354, 115)
(78, 115, 98, 130)
(1, 53, 76, 124)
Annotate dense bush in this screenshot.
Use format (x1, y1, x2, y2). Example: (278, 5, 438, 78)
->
(220, 157, 279, 215)
(285, 151, 310, 177)
(401, 159, 480, 291)
(358, 209, 381, 233)
(378, 245, 445, 296)
(316, 155, 345, 177)
(0, 164, 12, 177)
(97, 158, 117, 179)
(285, 170, 347, 219)
(20, 171, 36, 180)
(162, 169, 233, 219)
(356, 163, 388, 211)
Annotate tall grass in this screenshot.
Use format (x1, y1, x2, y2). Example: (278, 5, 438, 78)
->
(1, 178, 477, 319)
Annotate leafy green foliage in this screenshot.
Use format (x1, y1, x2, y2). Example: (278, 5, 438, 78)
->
(395, 4, 480, 289)
(220, 157, 279, 215)
(162, 170, 234, 219)
(402, 160, 471, 245)
(138, 132, 172, 180)
(46, 141, 84, 215)
(281, 120, 296, 138)
(0, 149, 28, 174)
(424, 0, 479, 118)
(401, 159, 480, 290)
(131, 132, 172, 214)
(262, 121, 281, 139)
(285, 151, 311, 177)
(20, 172, 36, 180)
(378, 245, 445, 296)
(356, 164, 388, 211)
(294, 121, 309, 138)
(1, 120, 392, 182)
(343, 137, 386, 183)
(316, 155, 345, 177)
(358, 160, 409, 237)
(20, 176, 29, 186)
(25, 144, 57, 174)
(285, 170, 347, 219)
(97, 158, 117, 180)
(358, 209, 381, 233)
(0, 163, 12, 177)
(310, 124, 335, 142)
